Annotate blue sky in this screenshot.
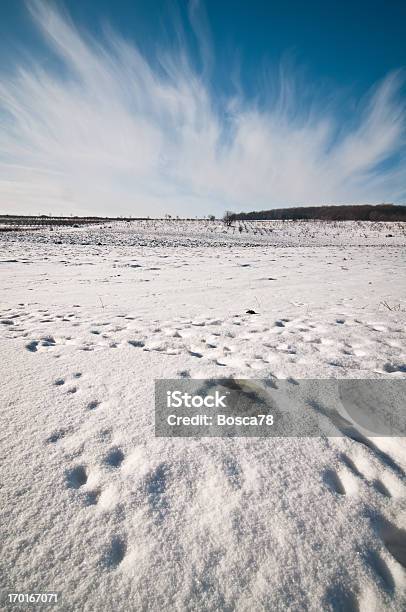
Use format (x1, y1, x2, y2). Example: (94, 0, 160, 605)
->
(0, 0, 405, 216)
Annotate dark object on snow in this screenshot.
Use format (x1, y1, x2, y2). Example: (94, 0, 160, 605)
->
(246, 309, 258, 314)
(386, 234, 393, 237)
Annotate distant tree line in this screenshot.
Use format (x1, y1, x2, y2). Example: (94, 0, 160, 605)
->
(231, 204, 406, 222)
(0, 215, 148, 227)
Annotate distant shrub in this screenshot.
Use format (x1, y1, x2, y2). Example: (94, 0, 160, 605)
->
(223, 211, 236, 227)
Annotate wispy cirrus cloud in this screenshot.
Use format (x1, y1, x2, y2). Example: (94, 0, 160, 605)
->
(0, 0, 405, 216)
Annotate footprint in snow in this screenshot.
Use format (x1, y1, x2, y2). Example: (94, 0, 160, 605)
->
(83, 489, 101, 506)
(322, 468, 346, 495)
(46, 428, 72, 444)
(323, 584, 358, 612)
(66, 465, 88, 489)
(102, 536, 126, 569)
(372, 479, 392, 498)
(363, 549, 395, 594)
(373, 515, 406, 570)
(103, 448, 125, 468)
(26, 340, 39, 352)
(339, 451, 400, 499)
(340, 453, 363, 478)
(26, 336, 56, 352)
(128, 340, 145, 348)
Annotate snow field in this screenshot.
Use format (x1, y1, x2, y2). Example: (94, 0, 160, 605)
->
(0, 220, 405, 610)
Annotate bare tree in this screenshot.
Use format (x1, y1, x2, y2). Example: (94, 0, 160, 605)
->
(223, 211, 236, 227)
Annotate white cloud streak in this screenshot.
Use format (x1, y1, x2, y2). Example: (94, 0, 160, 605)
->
(0, 0, 405, 216)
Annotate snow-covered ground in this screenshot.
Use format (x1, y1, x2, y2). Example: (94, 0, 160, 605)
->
(1, 220, 405, 611)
